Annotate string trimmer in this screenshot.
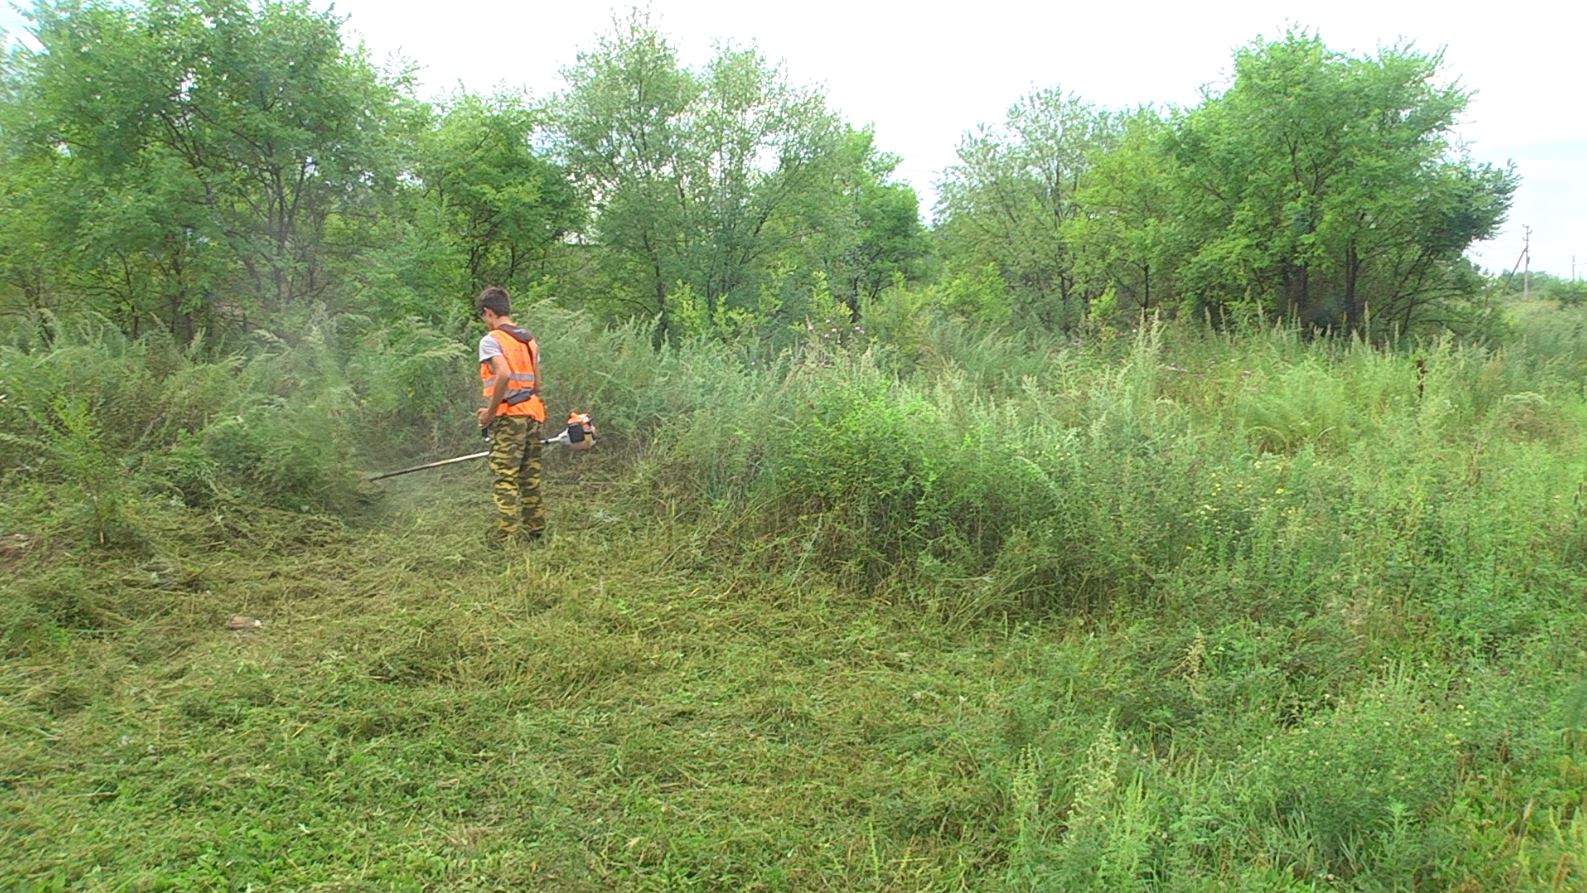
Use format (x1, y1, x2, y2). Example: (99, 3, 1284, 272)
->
(367, 411, 596, 482)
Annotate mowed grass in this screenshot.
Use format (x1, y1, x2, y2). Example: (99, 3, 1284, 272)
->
(3, 454, 1059, 890)
(5, 449, 1586, 891)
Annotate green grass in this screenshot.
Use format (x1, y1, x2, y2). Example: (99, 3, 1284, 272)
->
(3, 457, 1585, 890)
(1, 456, 1043, 890)
(5, 309, 1587, 890)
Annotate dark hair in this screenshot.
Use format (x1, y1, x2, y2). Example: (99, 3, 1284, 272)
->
(478, 286, 510, 316)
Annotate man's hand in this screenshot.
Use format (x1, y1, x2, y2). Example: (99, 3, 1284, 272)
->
(476, 407, 494, 429)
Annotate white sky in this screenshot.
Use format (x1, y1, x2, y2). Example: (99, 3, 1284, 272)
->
(4, 0, 1584, 276)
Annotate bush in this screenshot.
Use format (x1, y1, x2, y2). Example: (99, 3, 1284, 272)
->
(0, 309, 480, 540)
(1244, 676, 1465, 881)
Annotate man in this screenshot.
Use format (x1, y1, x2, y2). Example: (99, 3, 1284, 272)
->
(475, 286, 546, 544)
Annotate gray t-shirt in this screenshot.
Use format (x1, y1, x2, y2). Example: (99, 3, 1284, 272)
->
(478, 333, 504, 364)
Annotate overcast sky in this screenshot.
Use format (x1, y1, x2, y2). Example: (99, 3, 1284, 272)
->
(5, 1, 1584, 276)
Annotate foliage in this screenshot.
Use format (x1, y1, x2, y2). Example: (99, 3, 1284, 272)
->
(934, 33, 1515, 338)
(406, 92, 584, 308)
(936, 87, 1118, 331)
(6, 303, 1587, 890)
(0, 308, 477, 547)
(1164, 32, 1516, 335)
(0, 10, 1574, 888)
(2, 0, 414, 336)
(0, 7, 1519, 348)
(1498, 271, 1587, 309)
(552, 12, 927, 342)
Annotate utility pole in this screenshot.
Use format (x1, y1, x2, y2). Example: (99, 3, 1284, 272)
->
(1523, 226, 1532, 299)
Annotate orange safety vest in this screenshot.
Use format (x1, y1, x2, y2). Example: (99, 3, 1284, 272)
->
(481, 324, 546, 422)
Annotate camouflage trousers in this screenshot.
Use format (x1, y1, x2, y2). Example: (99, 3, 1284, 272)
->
(486, 415, 545, 542)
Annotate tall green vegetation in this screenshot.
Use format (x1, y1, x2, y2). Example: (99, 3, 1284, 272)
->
(2, 11, 1576, 886)
(1, 0, 411, 335)
(0, 3, 929, 343)
(1, 8, 1514, 343)
(365, 91, 585, 323)
(6, 304, 1587, 888)
(1166, 35, 1514, 333)
(553, 12, 925, 340)
(934, 33, 1516, 336)
(936, 88, 1119, 329)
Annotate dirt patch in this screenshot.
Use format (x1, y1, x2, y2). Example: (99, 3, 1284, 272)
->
(0, 533, 31, 573)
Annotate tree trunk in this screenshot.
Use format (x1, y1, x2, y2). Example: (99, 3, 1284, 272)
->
(1343, 242, 1362, 335)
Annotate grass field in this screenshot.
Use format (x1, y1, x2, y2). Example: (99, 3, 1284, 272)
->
(5, 456, 1114, 891)
(5, 311, 1587, 891)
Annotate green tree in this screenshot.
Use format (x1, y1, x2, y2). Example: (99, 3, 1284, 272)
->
(1556, 281, 1587, 310)
(554, 12, 892, 341)
(553, 12, 699, 333)
(1166, 32, 1515, 334)
(817, 129, 929, 317)
(4, 0, 411, 337)
(683, 44, 843, 316)
(411, 93, 582, 302)
(936, 87, 1119, 330)
(1065, 108, 1182, 317)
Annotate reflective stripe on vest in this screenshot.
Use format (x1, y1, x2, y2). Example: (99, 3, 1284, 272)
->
(481, 327, 545, 422)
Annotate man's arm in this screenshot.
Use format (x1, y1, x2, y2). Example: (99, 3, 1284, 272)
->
(479, 356, 510, 426)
